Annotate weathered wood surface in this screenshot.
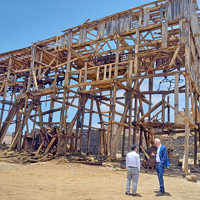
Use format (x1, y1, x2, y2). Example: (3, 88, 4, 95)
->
(0, 0, 199, 171)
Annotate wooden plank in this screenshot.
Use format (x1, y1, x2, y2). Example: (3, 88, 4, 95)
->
(128, 60, 133, 80)
(103, 65, 107, 80)
(194, 93, 198, 166)
(60, 35, 72, 129)
(169, 46, 180, 66)
(161, 22, 168, 49)
(30, 45, 38, 91)
(87, 98, 94, 154)
(144, 8, 150, 26)
(134, 29, 139, 74)
(161, 95, 165, 122)
(35, 141, 44, 155)
(96, 99, 107, 155)
(183, 38, 191, 174)
(96, 66, 100, 81)
(110, 102, 129, 159)
(9, 102, 34, 150)
(114, 39, 119, 78)
(44, 136, 57, 154)
(0, 99, 24, 144)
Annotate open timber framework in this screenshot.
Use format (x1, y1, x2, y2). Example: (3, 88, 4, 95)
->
(0, 0, 200, 173)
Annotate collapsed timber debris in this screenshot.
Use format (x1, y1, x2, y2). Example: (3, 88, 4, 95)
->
(0, 0, 200, 173)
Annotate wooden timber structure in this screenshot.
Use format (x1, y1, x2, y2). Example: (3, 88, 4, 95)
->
(0, 0, 200, 173)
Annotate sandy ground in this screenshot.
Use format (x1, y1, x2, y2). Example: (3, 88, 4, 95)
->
(0, 159, 199, 200)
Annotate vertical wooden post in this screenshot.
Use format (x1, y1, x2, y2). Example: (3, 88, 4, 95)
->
(127, 56, 133, 151)
(96, 66, 100, 81)
(110, 85, 116, 156)
(96, 100, 107, 155)
(174, 73, 179, 123)
(10, 102, 34, 150)
(162, 95, 165, 123)
(134, 30, 139, 74)
(183, 34, 191, 174)
(79, 100, 85, 153)
(144, 130, 149, 149)
(167, 96, 170, 122)
(132, 80, 138, 148)
(194, 93, 198, 166)
(122, 126, 126, 157)
(132, 29, 139, 149)
(60, 32, 72, 130)
(103, 65, 107, 80)
(133, 98, 138, 148)
(132, 126, 137, 145)
(87, 98, 93, 155)
(139, 127, 143, 153)
(114, 39, 119, 78)
(198, 124, 200, 150)
(109, 64, 112, 79)
(183, 20, 193, 174)
(48, 75, 57, 125)
(37, 101, 43, 130)
(79, 70, 83, 83)
(161, 22, 168, 49)
(128, 101, 132, 150)
(84, 62, 88, 82)
(183, 75, 190, 174)
(148, 77, 153, 121)
(128, 60, 133, 80)
(15, 107, 23, 150)
(30, 45, 38, 91)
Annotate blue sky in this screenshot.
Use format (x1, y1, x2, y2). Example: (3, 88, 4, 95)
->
(0, 0, 159, 53)
(1, 0, 200, 53)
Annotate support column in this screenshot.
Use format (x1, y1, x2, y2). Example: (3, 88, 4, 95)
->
(87, 98, 94, 155)
(122, 126, 126, 157)
(174, 73, 179, 123)
(183, 34, 191, 174)
(139, 127, 143, 153)
(194, 93, 198, 166)
(109, 85, 117, 156)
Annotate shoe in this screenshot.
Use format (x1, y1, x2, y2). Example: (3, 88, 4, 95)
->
(132, 193, 142, 197)
(154, 190, 160, 193)
(125, 192, 130, 195)
(156, 192, 165, 196)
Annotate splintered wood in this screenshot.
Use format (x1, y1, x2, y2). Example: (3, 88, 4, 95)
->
(0, 0, 200, 172)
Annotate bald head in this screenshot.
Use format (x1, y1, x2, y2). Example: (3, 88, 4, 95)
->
(154, 138, 161, 147)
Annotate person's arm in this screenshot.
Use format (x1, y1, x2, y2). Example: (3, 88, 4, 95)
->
(160, 146, 168, 166)
(126, 155, 128, 169)
(137, 155, 140, 172)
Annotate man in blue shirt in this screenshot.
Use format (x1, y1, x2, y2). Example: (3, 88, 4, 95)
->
(154, 138, 170, 196)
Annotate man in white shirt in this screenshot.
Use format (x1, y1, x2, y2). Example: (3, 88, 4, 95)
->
(125, 145, 140, 196)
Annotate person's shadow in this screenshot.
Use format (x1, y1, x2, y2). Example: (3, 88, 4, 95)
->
(154, 191, 171, 197)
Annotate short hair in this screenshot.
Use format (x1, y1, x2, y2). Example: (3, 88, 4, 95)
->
(131, 145, 137, 151)
(155, 138, 161, 143)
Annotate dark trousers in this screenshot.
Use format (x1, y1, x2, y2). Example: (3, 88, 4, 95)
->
(156, 163, 165, 193)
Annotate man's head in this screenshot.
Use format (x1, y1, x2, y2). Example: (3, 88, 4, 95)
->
(131, 145, 137, 152)
(154, 138, 161, 147)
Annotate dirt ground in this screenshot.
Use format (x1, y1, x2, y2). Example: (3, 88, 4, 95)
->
(0, 159, 199, 200)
